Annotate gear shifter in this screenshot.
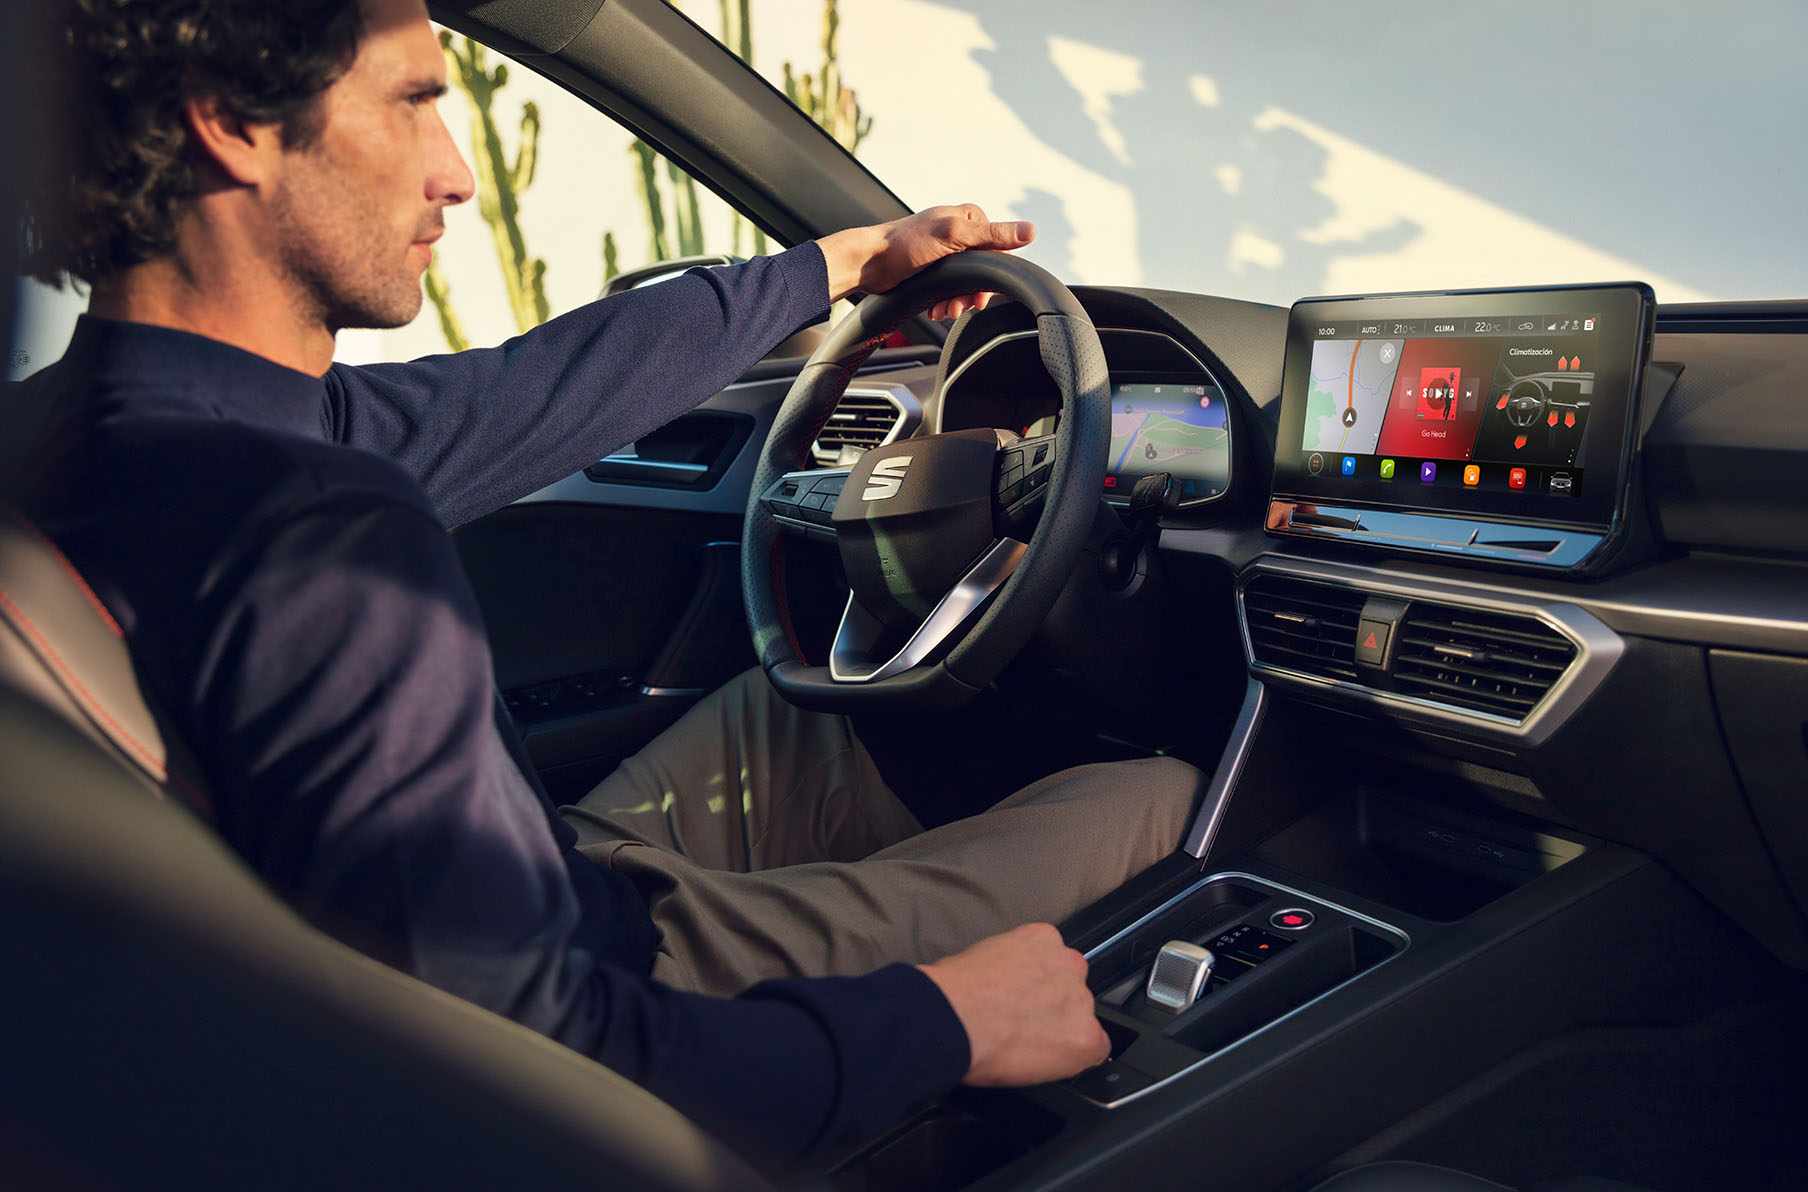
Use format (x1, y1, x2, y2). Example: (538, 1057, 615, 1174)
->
(1145, 939, 1215, 1012)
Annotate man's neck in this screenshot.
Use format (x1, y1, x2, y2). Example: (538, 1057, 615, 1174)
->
(88, 237, 336, 377)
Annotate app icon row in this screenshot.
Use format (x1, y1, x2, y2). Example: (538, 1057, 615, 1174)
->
(1307, 452, 1558, 493)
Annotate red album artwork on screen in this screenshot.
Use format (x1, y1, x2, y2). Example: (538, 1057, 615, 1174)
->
(1372, 337, 1499, 460)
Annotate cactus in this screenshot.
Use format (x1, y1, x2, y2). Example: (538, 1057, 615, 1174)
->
(428, 2, 874, 344)
(440, 32, 550, 335)
(602, 231, 621, 288)
(630, 139, 672, 263)
(423, 258, 469, 352)
(782, 0, 872, 155)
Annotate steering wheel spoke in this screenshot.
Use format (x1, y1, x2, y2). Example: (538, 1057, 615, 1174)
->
(828, 537, 1027, 683)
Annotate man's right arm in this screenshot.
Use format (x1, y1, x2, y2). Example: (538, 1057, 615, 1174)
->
(189, 486, 981, 1163)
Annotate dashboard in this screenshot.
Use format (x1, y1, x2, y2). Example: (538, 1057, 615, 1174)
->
(915, 284, 1808, 970)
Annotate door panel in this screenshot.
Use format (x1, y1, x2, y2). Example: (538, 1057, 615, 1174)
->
(454, 353, 939, 802)
(453, 502, 751, 802)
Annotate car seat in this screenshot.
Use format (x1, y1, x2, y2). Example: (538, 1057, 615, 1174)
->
(0, 507, 770, 1190)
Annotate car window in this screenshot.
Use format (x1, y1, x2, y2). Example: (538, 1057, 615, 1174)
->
(5, 19, 803, 378)
(335, 24, 787, 366)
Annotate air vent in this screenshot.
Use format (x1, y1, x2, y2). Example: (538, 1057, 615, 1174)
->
(1392, 605, 1577, 720)
(812, 391, 903, 466)
(1243, 576, 1368, 682)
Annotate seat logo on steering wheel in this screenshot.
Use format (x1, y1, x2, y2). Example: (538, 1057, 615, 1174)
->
(862, 455, 915, 501)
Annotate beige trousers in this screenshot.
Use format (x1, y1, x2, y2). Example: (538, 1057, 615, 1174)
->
(560, 669, 1202, 997)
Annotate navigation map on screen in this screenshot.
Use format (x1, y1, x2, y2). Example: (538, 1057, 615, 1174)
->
(1108, 381, 1229, 499)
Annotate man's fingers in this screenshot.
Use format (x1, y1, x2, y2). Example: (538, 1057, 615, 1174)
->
(929, 292, 997, 321)
(934, 205, 1033, 251)
(1088, 1020, 1112, 1066)
(985, 220, 1034, 249)
(951, 216, 1033, 251)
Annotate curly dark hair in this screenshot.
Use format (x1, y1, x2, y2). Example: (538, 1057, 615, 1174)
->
(20, 0, 366, 286)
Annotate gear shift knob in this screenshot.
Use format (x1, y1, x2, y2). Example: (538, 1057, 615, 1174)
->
(1146, 940, 1215, 1012)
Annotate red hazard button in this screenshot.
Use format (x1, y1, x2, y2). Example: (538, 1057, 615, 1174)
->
(1270, 908, 1316, 931)
(1355, 617, 1390, 667)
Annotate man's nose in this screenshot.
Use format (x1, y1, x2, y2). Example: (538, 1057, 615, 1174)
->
(428, 106, 475, 207)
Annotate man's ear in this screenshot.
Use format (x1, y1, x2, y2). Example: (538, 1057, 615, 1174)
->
(183, 92, 286, 188)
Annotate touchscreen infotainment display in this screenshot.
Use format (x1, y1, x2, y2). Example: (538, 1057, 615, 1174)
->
(1272, 284, 1653, 536)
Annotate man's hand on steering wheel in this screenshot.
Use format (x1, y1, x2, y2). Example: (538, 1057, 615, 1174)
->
(816, 203, 1037, 321)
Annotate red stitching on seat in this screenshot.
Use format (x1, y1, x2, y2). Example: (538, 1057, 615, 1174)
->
(0, 583, 169, 779)
(13, 517, 123, 638)
(2, 521, 214, 819)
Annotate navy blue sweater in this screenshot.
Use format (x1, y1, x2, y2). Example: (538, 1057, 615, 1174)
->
(2, 244, 968, 1162)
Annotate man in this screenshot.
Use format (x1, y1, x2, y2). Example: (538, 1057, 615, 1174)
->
(7, 0, 1201, 1164)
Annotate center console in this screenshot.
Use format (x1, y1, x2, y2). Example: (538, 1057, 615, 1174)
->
(1073, 872, 1406, 1108)
(821, 666, 1761, 1192)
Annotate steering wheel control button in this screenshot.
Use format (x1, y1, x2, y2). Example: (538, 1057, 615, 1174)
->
(1355, 617, 1391, 667)
(1270, 908, 1316, 931)
(1145, 940, 1216, 1013)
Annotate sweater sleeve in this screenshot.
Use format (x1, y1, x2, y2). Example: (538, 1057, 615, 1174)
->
(323, 243, 831, 527)
(189, 491, 967, 1163)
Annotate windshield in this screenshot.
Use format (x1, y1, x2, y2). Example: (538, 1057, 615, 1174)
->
(714, 0, 1805, 305)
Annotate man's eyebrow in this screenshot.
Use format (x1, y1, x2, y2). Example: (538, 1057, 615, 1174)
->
(403, 78, 450, 98)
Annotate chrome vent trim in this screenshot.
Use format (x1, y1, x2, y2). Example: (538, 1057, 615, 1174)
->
(811, 385, 918, 466)
(1392, 605, 1577, 719)
(1242, 575, 1367, 683)
(1236, 557, 1623, 745)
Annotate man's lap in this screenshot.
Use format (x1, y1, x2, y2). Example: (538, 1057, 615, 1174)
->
(560, 669, 1203, 996)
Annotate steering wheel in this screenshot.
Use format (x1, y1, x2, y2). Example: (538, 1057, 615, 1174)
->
(742, 251, 1110, 711)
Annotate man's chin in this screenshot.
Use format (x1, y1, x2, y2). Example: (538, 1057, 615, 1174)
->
(326, 291, 425, 335)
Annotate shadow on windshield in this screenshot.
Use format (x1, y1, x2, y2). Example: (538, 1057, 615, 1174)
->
(940, 0, 1418, 302)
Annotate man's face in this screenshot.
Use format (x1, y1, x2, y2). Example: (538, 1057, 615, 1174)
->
(271, 0, 473, 333)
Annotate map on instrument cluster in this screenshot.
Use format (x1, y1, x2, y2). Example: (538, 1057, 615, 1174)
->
(1108, 382, 1229, 482)
(1303, 338, 1405, 455)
